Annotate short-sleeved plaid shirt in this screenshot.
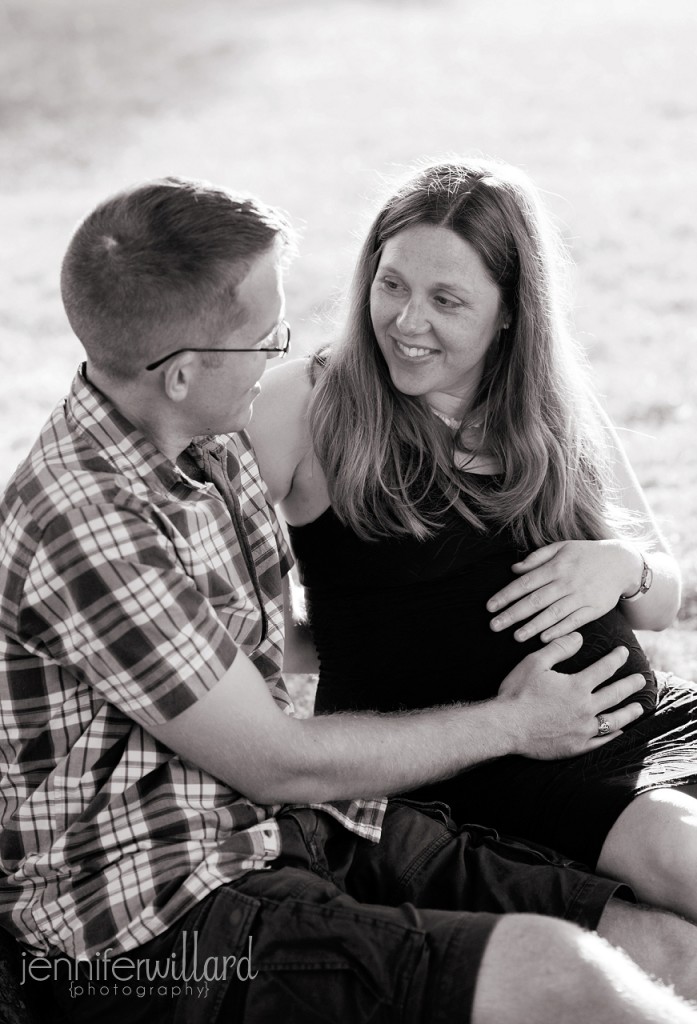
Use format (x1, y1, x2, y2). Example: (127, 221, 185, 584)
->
(0, 367, 385, 959)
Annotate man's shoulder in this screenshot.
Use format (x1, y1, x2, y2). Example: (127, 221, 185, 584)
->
(5, 451, 129, 529)
(0, 409, 150, 564)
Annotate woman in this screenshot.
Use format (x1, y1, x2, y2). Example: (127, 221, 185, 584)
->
(249, 158, 697, 921)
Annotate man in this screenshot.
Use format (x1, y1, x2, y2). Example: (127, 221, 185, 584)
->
(1, 176, 696, 1024)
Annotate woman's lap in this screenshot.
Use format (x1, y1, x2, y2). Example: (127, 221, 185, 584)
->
(412, 678, 697, 869)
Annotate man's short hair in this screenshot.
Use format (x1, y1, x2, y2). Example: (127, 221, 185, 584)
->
(60, 176, 294, 380)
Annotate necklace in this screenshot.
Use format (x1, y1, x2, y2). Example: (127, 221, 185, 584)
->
(429, 407, 462, 430)
(429, 406, 483, 432)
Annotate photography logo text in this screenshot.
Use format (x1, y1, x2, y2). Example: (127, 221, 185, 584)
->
(20, 931, 257, 1000)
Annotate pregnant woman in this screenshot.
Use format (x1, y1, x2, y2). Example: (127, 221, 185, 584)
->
(249, 158, 697, 921)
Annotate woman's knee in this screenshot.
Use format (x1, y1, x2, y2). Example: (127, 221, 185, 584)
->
(598, 789, 697, 913)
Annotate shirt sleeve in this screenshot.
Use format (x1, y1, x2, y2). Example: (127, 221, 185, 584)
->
(16, 503, 239, 726)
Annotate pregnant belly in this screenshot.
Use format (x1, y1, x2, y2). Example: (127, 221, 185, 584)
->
(310, 561, 656, 715)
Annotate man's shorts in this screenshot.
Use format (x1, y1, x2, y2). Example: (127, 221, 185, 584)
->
(48, 800, 632, 1024)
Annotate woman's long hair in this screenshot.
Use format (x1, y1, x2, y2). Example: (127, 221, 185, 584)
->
(309, 159, 622, 546)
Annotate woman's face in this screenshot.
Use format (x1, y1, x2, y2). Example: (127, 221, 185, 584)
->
(370, 223, 506, 416)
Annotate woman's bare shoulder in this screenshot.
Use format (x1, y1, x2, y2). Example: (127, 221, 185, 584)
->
(263, 356, 313, 395)
(248, 358, 314, 504)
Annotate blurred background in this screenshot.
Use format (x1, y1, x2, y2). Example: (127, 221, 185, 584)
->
(1, 0, 696, 674)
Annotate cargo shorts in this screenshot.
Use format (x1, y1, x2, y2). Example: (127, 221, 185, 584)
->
(48, 800, 631, 1024)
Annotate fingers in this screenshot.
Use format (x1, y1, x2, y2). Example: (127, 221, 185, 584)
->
(585, 702, 645, 749)
(538, 607, 595, 643)
(489, 581, 561, 629)
(591, 674, 647, 716)
(572, 645, 629, 690)
(510, 542, 562, 573)
(586, 730, 623, 750)
(487, 568, 549, 614)
(509, 599, 584, 642)
(528, 631, 584, 668)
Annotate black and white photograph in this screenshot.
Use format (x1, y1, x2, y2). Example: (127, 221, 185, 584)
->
(1, 1, 697, 1021)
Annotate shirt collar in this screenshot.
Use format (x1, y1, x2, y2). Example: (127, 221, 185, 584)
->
(65, 364, 227, 493)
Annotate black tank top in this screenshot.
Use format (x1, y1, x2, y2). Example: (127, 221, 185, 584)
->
(288, 479, 656, 716)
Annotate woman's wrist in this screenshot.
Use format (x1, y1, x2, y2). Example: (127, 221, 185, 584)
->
(619, 546, 652, 601)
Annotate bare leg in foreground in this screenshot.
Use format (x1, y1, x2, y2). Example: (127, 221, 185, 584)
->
(472, 903, 697, 1024)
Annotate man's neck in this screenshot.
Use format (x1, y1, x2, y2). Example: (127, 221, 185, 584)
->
(86, 363, 193, 464)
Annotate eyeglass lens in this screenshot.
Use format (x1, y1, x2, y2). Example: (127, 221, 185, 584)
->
(261, 321, 290, 351)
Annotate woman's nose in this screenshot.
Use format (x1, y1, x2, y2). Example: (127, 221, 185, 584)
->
(396, 298, 430, 336)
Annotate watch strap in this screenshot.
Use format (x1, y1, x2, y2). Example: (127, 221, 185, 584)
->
(620, 553, 653, 602)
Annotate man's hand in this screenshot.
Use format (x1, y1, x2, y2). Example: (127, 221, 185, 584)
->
(487, 540, 643, 642)
(148, 634, 644, 803)
(497, 632, 645, 760)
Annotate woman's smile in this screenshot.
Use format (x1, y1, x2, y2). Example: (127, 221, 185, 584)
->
(392, 336, 440, 361)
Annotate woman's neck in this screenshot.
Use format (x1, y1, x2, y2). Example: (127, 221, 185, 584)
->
(425, 386, 477, 425)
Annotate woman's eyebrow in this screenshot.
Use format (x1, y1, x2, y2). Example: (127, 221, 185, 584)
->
(431, 280, 468, 293)
(376, 262, 471, 297)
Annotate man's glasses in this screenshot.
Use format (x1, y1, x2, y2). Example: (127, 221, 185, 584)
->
(145, 320, 291, 371)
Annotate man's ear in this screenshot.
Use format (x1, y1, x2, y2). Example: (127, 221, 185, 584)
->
(162, 352, 197, 403)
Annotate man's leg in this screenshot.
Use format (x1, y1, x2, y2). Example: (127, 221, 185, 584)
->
(599, 897, 697, 999)
(48, 812, 697, 1024)
(230, 861, 697, 1024)
(473, 914, 697, 1024)
(348, 800, 697, 1006)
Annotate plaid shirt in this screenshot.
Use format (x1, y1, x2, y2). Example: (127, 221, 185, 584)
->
(0, 367, 385, 959)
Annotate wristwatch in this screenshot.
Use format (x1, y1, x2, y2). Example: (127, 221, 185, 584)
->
(620, 552, 653, 602)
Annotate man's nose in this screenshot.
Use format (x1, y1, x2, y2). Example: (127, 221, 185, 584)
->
(396, 298, 430, 336)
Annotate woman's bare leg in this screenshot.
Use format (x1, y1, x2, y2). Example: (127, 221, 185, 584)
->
(597, 787, 697, 921)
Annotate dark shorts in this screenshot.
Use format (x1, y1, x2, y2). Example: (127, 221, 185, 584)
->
(417, 677, 697, 868)
(45, 801, 631, 1024)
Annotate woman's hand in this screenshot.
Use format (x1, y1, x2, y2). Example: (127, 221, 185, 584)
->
(486, 539, 643, 643)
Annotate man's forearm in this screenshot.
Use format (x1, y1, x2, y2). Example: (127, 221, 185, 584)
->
(150, 635, 645, 807)
(254, 698, 514, 803)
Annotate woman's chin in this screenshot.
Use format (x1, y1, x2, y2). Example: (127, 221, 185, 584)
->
(386, 366, 431, 398)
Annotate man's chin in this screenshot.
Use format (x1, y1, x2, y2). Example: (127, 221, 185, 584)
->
(226, 407, 254, 434)
(197, 406, 254, 437)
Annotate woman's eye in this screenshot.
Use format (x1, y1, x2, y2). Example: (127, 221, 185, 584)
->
(434, 294, 459, 308)
(380, 277, 402, 292)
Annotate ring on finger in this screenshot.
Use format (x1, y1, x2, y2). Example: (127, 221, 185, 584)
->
(596, 713, 612, 737)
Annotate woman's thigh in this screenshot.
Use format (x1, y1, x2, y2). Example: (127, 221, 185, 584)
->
(596, 787, 697, 920)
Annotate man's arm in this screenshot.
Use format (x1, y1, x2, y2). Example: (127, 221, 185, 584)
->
(22, 503, 644, 807)
(147, 633, 645, 805)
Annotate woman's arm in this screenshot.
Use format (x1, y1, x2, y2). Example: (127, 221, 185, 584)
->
(249, 357, 330, 526)
(486, 404, 682, 640)
(595, 405, 681, 630)
(249, 358, 327, 675)
(248, 359, 313, 505)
